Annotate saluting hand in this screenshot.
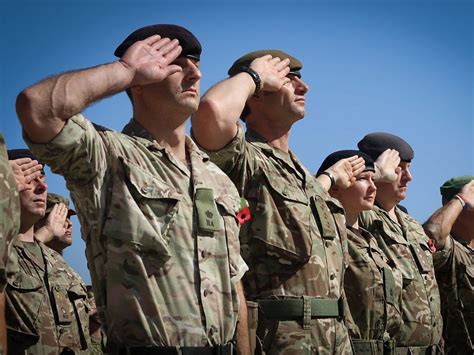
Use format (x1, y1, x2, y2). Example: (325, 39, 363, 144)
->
(459, 180, 474, 211)
(120, 35, 183, 87)
(374, 149, 401, 183)
(327, 156, 366, 189)
(250, 55, 291, 92)
(9, 158, 43, 192)
(45, 203, 69, 238)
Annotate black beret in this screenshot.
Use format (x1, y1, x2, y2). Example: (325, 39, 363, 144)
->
(228, 49, 302, 78)
(7, 149, 45, 174)
(316, 150, 375, 177)
(358, 132, 414, 162)
(114, 24, 201, 60)
(7, 149, 39, 161)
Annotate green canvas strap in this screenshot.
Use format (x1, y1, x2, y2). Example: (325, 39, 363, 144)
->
(383, 267, 397, 306)
(258, 297, 343, 320)
(194, 188, 221, 233)
(351, 339, 385, 355)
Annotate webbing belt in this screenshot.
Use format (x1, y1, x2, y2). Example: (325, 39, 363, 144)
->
(352, 339, 386, 355)
(120, 343, 234, 355)
(258, 297, 343, 320)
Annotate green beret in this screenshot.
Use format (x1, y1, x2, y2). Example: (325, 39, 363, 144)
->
(46, 193, 76, 216)
(228, 49, 302, 78)
(440, 175, 474, 202)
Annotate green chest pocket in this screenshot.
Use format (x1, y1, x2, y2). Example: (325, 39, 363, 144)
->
(195, 188, 222, 233)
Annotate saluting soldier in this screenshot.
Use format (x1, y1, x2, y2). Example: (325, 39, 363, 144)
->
(6, 150, 91, 354)
(192, 50, 365, 354)
(424, 176, 474, 354)
(317, 149, 404, 354)
(16, 24, 250, 354)
(357, 133, 443, 354)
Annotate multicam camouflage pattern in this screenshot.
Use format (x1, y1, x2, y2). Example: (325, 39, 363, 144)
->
(6, 239, 91, 354)
(359, 206, 443, 347)
(433, 235, 474, 354)
(0, 133, 20, 292)
(205, 127, 351, 354)
(27, 115, 246, 348)
(344, 226, 403, 341)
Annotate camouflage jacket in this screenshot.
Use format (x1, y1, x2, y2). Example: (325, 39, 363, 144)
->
(344, 226, 403, 341)
(27, 115, 247, 348)
(6, 239, 91, 354)
(433, 235, 473, 354)
(359, 206, 442, 346)
(203, 126, 351, 354)
(0, 132, 20, 291)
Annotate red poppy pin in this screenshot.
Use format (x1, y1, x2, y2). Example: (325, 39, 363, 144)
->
(237, 198, 251, 225)
(428, 239, 436, 253)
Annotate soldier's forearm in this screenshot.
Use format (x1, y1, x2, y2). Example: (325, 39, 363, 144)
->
(423, 199, 462, 248)
(16, 61, 133, 143)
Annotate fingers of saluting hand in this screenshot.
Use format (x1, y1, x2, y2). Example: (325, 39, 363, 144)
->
(351, 157, 366, 176)
(275, 58, 290, 71)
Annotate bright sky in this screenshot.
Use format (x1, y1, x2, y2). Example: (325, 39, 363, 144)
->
(1, 0, 472, 284)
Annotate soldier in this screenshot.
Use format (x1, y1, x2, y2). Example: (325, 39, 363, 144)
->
(357, 133, 443, 353)
(16, 24, 249, 354)
(423, 176, 474, 354)
(317, 150, 403, 354)
(35, 193, 76, 254)
(6, 149, 91, 354)
(192, 50, 365, 354)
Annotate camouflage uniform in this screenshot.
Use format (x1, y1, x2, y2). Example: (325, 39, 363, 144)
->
(433, 235, 473, 354)
(6, 238, 91, 354)
(27, 115, 247, 349)
(0, 132, 20, 292)
(359, 205, 443, 352)
(204, 127, 351, 354)
(344, 226, 403, 354)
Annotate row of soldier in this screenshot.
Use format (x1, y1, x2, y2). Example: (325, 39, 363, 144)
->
(0, 23, 472, 354)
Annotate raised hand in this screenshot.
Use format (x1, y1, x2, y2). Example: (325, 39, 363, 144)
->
(120, 35, 183, 87)
(9, 158, 43, 192)
(374, 149, 401, 182)
(327, 156, 366, 189)
(45, 203, 68, 238)
(459, 180, 474, 211)
(250, 55, 291, 92)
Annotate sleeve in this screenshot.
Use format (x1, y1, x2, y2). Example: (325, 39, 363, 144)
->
(24, 114, 108, 186)
(433, 235, 454, 271)
(200, 125, 248, 175)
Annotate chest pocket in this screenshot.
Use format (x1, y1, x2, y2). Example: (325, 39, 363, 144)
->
(249, 170, 312, 264)
(103, 158, 182, 261)
(458, 264, 474, 312)
(6, 272, 44, 335)
(374, 223, 416, 283)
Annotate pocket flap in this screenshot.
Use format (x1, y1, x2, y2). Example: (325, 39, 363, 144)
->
(123, 158, 182, 201)
(8, 273, 42, 291)
(265, 173, 308, 204)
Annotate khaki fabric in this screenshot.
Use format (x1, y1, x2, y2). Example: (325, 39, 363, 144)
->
(433, 235, 474, 354)
(359, 206, 443, 347)
(6, 239, 91, 354)
(344, 226, 403, 341)
(27, 115, 247, 348)
(203, 126, 351, 354)
(0, 133, 20, 292)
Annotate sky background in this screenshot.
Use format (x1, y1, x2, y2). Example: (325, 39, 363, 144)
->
(1, 0, 472, 284)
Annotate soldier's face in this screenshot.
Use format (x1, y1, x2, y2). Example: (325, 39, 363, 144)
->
(338, 171, 377, 213)
(20, 175, 48, 222)
(376, 161, 412, 203)
(58, 216, 73, 247)
(262, 74, 309, 122)
(142, 57, 201, 115)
